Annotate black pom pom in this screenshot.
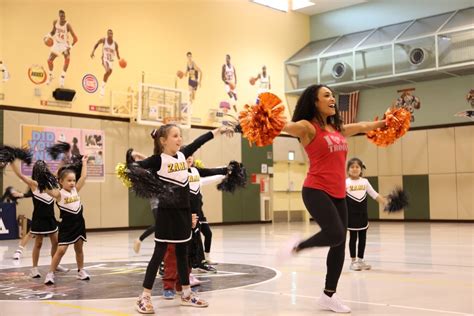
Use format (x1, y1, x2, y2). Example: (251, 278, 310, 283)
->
(58, 154, 84, 181)
(32, 160, 59, 192)
(0, 146, 33, 167)
(47, 142, 71, 160)
(0, 187, 21, 204)
(217, 161, 247, 193)
(385, 187, 409, 212)
(126, 148, 135, 164)
(126, 163, 174, 199)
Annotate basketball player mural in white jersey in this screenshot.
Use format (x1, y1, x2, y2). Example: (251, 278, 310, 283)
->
(222, 54, 237, 111)
(90, 29, 121, 97)
(46, 10, 78, 87)
(253, 65, 271, 95)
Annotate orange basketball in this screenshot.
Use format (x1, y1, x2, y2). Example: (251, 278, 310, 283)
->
(43, 36, 53, 47)
(176, 70, 184, 79)
(249, 77, 257, 85)
(119, 58, 127, 68)
(228, 82, 236, 90)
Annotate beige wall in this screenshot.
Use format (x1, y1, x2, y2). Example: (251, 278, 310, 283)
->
(0, 0, 309, 125)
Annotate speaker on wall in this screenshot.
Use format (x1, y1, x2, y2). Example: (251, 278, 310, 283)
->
(52, 88, 76, 101)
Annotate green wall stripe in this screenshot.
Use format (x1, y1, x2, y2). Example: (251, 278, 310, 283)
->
(223, 138, 273, 222)
(366, 176, 379, 220)
(128, 192, 154, 227)
(222, 190, 243, 222)
(403, 175, 430, 220)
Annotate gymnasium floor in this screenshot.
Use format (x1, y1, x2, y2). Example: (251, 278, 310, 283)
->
(0, 222, 472, 316)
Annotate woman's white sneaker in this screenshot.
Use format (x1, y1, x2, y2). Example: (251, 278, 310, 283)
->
(44, 272, 55, 285)
(317, 292, 351, 313)
(29, 267, 41, 278)
(77, 269, 91, 280)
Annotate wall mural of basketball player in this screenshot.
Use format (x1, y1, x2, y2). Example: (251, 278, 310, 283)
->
(222, 54, 237, 111)
(90, 29, 121, 97)
(45, 10, 78, 88)
(250, 65, 271, 95)
(183, 52, 202, 103)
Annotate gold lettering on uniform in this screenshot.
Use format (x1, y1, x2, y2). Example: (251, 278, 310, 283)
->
(64, 196, 79, 204)
(189, 174, 200, 182)
(349, 185, 366, 191)
(167, 162, 186, 173)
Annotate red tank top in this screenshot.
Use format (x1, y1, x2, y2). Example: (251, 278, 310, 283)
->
(303, 122, 348, 198)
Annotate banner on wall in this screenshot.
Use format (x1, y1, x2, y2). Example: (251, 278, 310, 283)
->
(21, 125, 105, 182)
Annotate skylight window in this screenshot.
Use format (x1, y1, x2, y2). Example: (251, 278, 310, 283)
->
(292, 0, 314, 10)
(251, 0, 288, 12)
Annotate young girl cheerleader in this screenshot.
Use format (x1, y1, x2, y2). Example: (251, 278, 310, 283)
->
(9, 160, 69, 277)
(43, 155, 89, 285)
(131, 125, 230, 313)
(162, 155, 234, 299)
(346, 157, 386, 271)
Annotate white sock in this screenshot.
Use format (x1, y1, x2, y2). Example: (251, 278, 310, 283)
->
(142, 291, 151, 298)
(61, 71, 66, 78)
(205, 252, 210, 260)
(183, 287, 191, 297)
(101, 81, 106, 89)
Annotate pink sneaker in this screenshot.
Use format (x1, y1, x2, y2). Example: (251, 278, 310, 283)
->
(276, 234, 301, 263)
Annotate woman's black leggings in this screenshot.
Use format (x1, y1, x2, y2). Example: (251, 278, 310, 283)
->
(298, 188, 348, 292)
(200, 223, 212, 253)
(139, 208, 158, 242)
(349, 229, 367, 259)
(143, 242, 189, 290)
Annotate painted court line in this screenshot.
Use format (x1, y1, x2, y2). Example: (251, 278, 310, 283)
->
(42, 301, 132, 316)
(238, 289, 472, 315)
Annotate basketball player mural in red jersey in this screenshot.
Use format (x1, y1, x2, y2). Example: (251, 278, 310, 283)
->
(44, 10, 78, 88)
(91, 29, 122, 97)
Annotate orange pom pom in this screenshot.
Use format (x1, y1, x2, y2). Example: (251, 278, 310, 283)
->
(119, 59, 127, 68)
(176, 70, 184, 79)
(366, 107, 411, 147)
(238, 92, 287, 147)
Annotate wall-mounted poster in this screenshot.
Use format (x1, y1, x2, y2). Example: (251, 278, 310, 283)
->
(21, 125, 105, 181)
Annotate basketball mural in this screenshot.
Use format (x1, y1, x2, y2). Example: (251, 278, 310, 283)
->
(45, 9, 78, 88)
(90, 29, 123, 97)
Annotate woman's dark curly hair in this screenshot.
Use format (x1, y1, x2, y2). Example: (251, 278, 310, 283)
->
(291, 84, 343, 131)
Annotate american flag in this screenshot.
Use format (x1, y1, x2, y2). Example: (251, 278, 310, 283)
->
(338, 91, 359, 125)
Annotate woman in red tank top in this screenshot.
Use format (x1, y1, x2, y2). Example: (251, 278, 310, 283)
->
(281, 85, 385, 313)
